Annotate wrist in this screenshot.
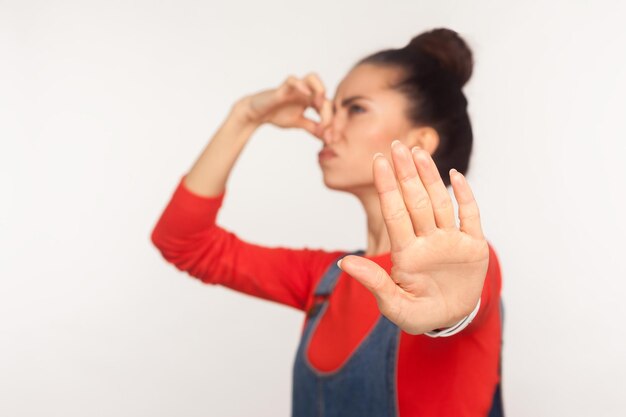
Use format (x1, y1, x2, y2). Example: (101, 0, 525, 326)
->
(425, 297, 481, 338)
(230, 97, 264, 129)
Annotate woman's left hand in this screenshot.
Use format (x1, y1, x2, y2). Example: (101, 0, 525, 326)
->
(338, 140, 489, 335)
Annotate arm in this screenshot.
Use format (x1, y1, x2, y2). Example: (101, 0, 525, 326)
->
(183, 71, 333, 197)
(465, 242, 502, 330)
(181, 98, 261, 198)
(151, 89, 339, 311)
(151, 174, 340, 311)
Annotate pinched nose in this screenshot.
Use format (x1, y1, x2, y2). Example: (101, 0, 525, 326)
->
(311, 122, 333, 143)
(321, 117, 343, 144)
(322, 126, 333, 143)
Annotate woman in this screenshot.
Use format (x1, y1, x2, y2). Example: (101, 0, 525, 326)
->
(151, 28, 504, 417)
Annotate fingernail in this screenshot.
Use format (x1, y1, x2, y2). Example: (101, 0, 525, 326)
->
(411, 146, 421, 154)
(337, 259, 343, 269)
(391, 139, 401, 148)
(373, 152, 384, 161)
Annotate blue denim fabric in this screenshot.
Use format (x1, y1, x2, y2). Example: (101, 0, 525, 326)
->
(292, 250, 400, 417)
(292, 250, 505, 417)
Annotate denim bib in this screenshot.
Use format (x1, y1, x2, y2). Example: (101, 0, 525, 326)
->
(291, 250, 505, 417)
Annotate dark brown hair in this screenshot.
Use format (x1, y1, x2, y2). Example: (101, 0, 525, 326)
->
(356, 28, 474, 186)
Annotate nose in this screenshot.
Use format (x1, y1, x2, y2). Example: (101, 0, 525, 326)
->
(322, 126, 333, 144)
(320, 113, 343, 145)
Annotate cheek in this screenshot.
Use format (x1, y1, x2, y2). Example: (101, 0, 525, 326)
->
(346, 116, 396, 153)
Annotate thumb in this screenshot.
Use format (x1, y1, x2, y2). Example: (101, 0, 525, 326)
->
(338, 255, 398, 310)
(295, 116, 322, 138)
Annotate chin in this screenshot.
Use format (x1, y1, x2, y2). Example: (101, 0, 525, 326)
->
(320, 171, 369, 193)
(321, 178, 343, 191)
(320, 171, 347, 191)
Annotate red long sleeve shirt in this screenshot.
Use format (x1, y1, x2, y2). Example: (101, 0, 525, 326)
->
(151, 174, 503, 417)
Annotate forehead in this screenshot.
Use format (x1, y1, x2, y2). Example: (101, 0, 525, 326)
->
(333, 64, 403, 101)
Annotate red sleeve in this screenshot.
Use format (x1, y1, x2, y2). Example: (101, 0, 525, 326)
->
(466, 241, 503, 330)
(150, 174, 340, 312)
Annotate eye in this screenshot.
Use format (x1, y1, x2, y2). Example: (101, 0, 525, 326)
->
(348, 104, 365, 114)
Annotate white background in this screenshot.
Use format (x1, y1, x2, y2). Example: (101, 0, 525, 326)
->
(2, 1, 625, 416)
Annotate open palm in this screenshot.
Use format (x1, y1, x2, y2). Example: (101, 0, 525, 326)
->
(338, 140, 489, 335)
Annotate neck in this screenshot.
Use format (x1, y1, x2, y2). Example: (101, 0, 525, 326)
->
(352, 186, 391, 257)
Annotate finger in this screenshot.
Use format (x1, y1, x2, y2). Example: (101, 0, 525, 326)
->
(390, 140, 437, 235)
(449, 169, 485, 239)
(303, 73, 333, 127)
(338, 255, 403, 321)
(285, 76, 314, 101)
(318, 96, 333, 129)
(284, 77, 323, 136)
(303, 73, 326, 108)
(373, 152, 416, 252)
(293, 116, 320, 137)
(411, 148, 456, 230)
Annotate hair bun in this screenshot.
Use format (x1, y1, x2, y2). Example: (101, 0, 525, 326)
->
(407, 28, 473, 86)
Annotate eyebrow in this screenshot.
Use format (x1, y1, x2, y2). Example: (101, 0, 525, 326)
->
(332, 95, 370, 113)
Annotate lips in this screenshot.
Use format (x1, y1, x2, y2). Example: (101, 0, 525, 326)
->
(318, 148, 338, 159)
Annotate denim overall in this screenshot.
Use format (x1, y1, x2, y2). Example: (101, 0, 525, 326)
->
(291, 250, 505, 417)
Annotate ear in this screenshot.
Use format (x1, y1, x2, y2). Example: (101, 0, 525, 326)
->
(406, 126, 440, 155)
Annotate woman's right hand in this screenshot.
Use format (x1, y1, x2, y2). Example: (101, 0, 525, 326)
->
(235, 73, 333, 139)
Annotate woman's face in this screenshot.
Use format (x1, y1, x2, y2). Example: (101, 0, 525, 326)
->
(319, 63, 416, 193)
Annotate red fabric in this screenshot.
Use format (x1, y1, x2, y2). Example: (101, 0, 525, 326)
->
(151, 174, 503, 417)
